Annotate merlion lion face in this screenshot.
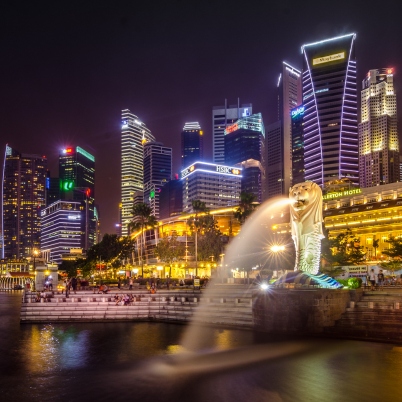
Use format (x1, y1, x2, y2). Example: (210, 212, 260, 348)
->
(290, 182, 313, 211)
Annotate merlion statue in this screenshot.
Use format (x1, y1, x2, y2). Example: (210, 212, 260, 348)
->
(289, 182, 324, 275)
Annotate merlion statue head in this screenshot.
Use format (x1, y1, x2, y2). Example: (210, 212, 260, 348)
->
(289, 181, 323, 235)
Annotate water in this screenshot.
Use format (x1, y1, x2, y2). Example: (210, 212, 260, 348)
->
(1, 292, 402, 402)
(222, 197, 294, 273)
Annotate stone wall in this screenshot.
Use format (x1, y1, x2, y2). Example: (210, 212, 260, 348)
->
(253, 288, 363, 334)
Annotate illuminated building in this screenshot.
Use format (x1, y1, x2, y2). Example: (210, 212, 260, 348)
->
(129, 206, 241, 278)
(301, 33, 358, 186)
(181, 122, 203, 168)
(270, 182, 402, 264)
(291, 105, 305, 185)
(40, 200, 83, 264)
(224, 113, 265, 202)
(266, 62, 302, 198)
(181, 161, 242, 212)
(121, 109, 155, 235)
(213, 100, 252, 164)
(59, 146, 96, 250)
(1, 145, 47, 259)
(143, 142, 172, 219)
(159, 179, 183, 219)
(45, 172, 60, 206)
(359, 68, 399, 187)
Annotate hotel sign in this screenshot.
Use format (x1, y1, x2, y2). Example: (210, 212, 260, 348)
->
(313, 52, 345, 66)
(323, 188, 362, 200)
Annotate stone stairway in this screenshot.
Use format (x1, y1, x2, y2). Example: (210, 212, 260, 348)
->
(324, 290, 402, 342)
(20, 285, 254, 328)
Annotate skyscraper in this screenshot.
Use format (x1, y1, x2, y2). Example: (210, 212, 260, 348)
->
(143, 142, 172, 219)
(213, 100, 252, 164)
(359, 68, 399, 187)
(224, 113, 265, 202)
(181, 122, 203, 168)
(59, 146, 96, 250)
(291, 105, 305, 185)
(1, 145, 47, 259)
(266, 62, 302, 198)
(301, 33, 358, 187)
(121, 109, 155, 236)
(159, 179, 183, 219)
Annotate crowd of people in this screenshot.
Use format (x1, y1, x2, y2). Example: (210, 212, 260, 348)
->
(367, 269, 402, 290)
(114, 294, 135, 306)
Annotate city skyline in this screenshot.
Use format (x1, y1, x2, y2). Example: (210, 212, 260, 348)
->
(2, 1, 402, 234)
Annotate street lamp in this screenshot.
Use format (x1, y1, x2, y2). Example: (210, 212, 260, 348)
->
(33, 249, 39, 271)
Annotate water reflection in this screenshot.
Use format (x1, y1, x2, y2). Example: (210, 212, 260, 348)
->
(2, 293, 402, 401)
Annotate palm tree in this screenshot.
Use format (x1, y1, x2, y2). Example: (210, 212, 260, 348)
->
(129, 203, 157, 277)
(188, 200, 208, 276)
(373, 238, 380, 260)
(234, 192, 257, 225)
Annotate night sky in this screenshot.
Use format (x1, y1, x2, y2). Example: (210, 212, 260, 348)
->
(2, 0, 402, 235)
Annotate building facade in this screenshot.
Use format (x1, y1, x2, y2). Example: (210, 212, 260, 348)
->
(301, 33, 358, 186)
(224, 113, 266, 202)
(181, 122, 203, 168)
(266, 62, 302, 199)
(159, 179, 183, 219)
(212, 100, 252, 164)
(121, 109, 155, 235)
(143, 142, 172, 219)
(1, 145, 47, 259)
(291, 105, 305, 185)
(181, 161, 242, 212)
(40, 200, 83, 264)
(59, 146, 97, 250)
(359, 68, 399, 187)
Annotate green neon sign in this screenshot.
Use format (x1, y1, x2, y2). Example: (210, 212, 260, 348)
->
(61, 180, 74, 191)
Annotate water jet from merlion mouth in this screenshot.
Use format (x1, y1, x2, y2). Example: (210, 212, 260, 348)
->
(180, 196, 293, 351)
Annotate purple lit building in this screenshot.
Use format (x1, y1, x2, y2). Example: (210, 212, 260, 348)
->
(301, 33, 358, 187)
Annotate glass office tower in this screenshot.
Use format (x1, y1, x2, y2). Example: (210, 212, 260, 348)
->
(121, 109, 155, 236)
(59, 146, 96, 250)
(143, 142, 172, 219)
(224, 113, 265, 202)
(181, 122, 203, 168)
(301, 33, 358, 187)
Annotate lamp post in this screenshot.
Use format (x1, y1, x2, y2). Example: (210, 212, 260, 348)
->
(33, 249, 39, 271)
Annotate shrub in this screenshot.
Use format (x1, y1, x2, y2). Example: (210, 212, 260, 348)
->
(348, 277, 362, 289)
(336, 279, 349, 287)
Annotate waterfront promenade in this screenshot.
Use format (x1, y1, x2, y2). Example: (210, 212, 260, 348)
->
(18, 283, 402, 343)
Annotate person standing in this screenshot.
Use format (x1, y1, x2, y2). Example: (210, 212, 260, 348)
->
(71, 277, 78, 294)
(64, 279, 69, 297)
(129, 278, 133, 290)
(369, 269, 376, 291)
(377, 270, 385, 291)
(118, 278, 121, 290)
(47, 276, 53, 291)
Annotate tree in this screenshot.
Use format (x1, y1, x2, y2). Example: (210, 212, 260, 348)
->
(373, 238, 380, 259)
(86, 234, 135, 278)
(382, 236, 402, 260)
(234, 192, 258, 225)
(154, 234, 185, 277)
(321, 228, 366, 267)
(187, 200, 208, 276)
(380, 236, 402, 274)
(129, 203, 157, 277)
(197, 217, 223, 262)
